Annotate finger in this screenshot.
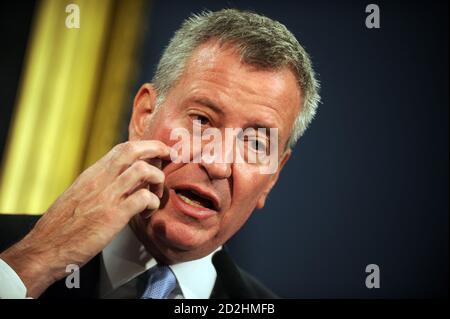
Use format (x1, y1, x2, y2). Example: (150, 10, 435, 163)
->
(120, 188, 160, 218)
(110, 140, 172, 175)
(112, 160, 165, 198)
(143, 158, 164, 197)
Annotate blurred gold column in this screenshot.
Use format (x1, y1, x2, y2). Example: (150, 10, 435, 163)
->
(0, 0, 148, 214)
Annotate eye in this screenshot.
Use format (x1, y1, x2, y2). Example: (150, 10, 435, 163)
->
(191, 114, 210, 126)
(248, 138, 268, 154)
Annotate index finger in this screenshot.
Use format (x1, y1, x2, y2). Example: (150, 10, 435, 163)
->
(111, 140, 172, 175)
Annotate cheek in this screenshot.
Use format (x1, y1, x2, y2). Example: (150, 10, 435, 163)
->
(234, 165, 272, 204)
(145, 116, 183, 148)
(220, 167, 271, 231)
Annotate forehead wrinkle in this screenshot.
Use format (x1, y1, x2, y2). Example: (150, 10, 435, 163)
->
(186, 41, 295, 110)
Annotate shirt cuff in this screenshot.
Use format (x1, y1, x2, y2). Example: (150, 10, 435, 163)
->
(0, 258, 27, 298)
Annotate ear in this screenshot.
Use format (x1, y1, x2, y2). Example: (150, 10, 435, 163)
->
(255, 149, 291, 209)
(128, 83, 157, 140)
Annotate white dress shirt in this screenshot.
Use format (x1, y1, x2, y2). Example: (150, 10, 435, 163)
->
(0, 225, 220, 299)
(100, 225, 220, 299)
(0, 258, 27, 298)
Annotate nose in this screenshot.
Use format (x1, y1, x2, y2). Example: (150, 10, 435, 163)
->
(191, 129, 233, 180)
(200, 160, 232, 180)
(199, 139, 232, 179)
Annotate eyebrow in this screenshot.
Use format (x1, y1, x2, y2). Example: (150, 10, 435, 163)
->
(193, 97, 225, 116)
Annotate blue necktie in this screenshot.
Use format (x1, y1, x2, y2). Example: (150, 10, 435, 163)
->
(140, 265, 177, 299)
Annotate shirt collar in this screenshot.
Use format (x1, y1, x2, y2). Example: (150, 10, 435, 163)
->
(100, 224, 220, 299)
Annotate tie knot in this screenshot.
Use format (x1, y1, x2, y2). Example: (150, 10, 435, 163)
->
(140, 265, 177, 299)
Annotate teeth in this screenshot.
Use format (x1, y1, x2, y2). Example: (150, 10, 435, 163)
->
(178, 193, 205, 208)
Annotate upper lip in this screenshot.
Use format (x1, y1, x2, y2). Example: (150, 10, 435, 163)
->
(172, 184, 221, 211)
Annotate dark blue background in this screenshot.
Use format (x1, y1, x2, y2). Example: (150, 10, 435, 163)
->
(130, 0, 449, 298)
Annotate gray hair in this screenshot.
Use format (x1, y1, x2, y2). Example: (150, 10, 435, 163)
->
(152, 9, 320, 149)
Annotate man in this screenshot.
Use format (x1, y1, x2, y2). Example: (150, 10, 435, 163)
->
(0, 9, 319, 299)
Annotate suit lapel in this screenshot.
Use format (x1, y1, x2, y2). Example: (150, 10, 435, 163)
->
(210, 248, 251, 299)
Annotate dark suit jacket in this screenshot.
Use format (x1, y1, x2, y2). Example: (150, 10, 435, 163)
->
(0, 214, 278, 299)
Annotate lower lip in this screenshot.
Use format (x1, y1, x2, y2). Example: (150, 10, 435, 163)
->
(170, 189, 217, 220)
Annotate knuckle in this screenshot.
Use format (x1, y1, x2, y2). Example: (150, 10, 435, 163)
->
(112, 142, 125, 154)
(146, 165, 164, 184)
(136, 188, 149, 200)
(110, 143, 127, 163)
(122, 141, 136, 154)
(141, 189, 152, 200)
(137, 189, 157, 206)
(133, 160, 148, 174)
(132, 161, 164, 183)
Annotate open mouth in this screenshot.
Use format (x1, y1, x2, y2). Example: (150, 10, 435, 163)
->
(174, 189, 217, 211)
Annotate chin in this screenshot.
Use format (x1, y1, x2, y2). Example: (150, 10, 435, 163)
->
(144, 209, 219, 262)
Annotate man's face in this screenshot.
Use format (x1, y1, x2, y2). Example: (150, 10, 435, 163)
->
(129, 40, 301, 264)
